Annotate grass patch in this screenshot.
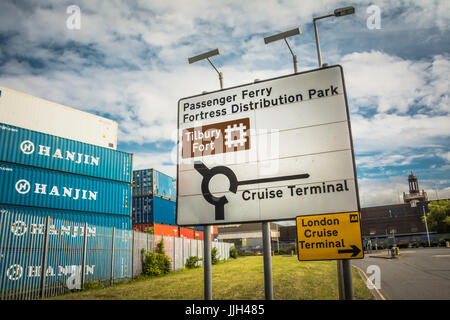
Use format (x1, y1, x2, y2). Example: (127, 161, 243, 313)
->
(48, 256, 373, 300)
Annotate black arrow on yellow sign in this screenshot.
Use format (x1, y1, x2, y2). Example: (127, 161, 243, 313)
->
(338, 245, 361, 257)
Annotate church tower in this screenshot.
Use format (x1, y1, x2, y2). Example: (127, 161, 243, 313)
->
(408, 172, 420, 194)
(403, 172, 428, 206)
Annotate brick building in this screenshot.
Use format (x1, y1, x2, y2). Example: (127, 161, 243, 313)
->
(359, 202, 428, 238)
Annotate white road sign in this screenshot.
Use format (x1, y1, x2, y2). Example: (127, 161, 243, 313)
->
(176, 65, 360, 226)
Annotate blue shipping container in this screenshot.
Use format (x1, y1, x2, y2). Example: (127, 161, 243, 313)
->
(132, 169, 153, 196)
(132, 195, 176, 226)
(0, 205, 131, 296)
(0, 122, 132, 183)
(0, 162, 131, 215)
(0, 204, 131, 231)
(153, 170, 176, 201)
(132, 169, 176, 200)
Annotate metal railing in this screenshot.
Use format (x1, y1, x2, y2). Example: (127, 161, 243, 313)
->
(0, 211, 232, 300)
(0, 212, 132, 300)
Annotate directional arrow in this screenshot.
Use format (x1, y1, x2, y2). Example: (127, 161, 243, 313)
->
(338, 245, 361, 257)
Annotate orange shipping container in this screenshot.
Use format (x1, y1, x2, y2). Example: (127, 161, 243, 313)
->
(132, 223, 179, 237)
(194, 230, 203, 240)
(193, 230, 213, 241)
(180, 227, 195, 239)
(154, 223, 179, 237)
(132, 223, 212, 240)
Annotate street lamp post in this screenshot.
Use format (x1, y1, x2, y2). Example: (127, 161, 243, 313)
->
(262, 28, 301, 299)
(313, 6, 355, 67)
(313, 7, 355, 299)
(264, 27, 302, 73)
(422, 205, 431, 247)
(187, 48, 224, 300)
(188, 48, 224, 89)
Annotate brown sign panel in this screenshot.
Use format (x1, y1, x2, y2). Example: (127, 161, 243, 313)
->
(182, 117, 250, 158)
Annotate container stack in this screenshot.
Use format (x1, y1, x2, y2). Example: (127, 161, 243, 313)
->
(0, 87, 133, 290)
(131, 168, 176, 231)
(132, 168, 218, 240)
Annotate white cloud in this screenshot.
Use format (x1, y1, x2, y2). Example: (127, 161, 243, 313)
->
(358, 175, 450, 207)
(437, 151, 450, 163)
(356, 153, 427, 169)
(358, 179, 404, 207)
(351, 113, 449, 154)
(132, 151, 176, 178)
(337, 51, 450, 160)
(341, 51, 442, 114)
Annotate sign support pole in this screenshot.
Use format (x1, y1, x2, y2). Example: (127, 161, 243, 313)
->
(337, 260, 345, 299)
(262, 221, 274, 300)
(341, 259, 354, 300)
(204, 225, 213, 300)
(338, 260, 354, 300)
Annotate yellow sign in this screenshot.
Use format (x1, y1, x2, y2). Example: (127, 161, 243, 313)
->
(296, 212, 364, 261)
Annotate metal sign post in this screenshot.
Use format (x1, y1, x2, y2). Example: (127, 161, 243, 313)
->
(337, 260, 345, 299)
(204, 226, 212, 300)
(341, 259, 354, 299)
(262, 222, 274, 300)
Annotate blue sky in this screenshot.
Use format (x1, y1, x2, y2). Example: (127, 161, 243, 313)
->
(0, 0, 449, 207)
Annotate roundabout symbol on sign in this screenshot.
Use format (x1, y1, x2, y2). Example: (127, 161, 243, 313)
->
(194, 161, 309, 221)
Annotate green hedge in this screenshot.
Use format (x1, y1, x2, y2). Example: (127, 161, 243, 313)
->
(141, 239, 171, 276)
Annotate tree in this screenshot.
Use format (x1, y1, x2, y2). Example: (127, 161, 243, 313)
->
(423, 200, 450, 233)
(211, 247, 219, 265)
(141, 239, 171, 276)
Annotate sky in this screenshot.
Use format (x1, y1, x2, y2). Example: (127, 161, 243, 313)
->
(0, 0, 449, 209)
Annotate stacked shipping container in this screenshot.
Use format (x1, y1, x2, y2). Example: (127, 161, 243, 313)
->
(132, 169, 176, 227)
(0, 88, 133, 294)
(132, 169, 176, 200)
(131, 169, 218, 240)
(0, 87, 118, 149)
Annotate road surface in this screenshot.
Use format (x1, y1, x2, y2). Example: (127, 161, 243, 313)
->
(352, 247, 450, 300)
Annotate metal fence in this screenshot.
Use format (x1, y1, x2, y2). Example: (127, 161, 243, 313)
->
(132, 231, 232, 277)
(0, 212, 232, 300)
(0, 212, 132, 300)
